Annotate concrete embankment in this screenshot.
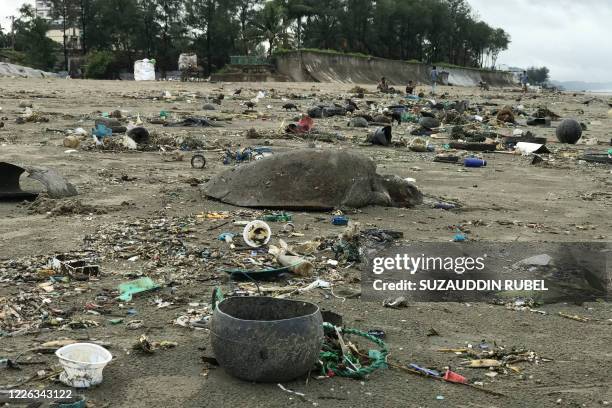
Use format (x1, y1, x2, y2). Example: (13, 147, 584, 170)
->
(275, 51, 516, 87)
(0, 62, 58, 79)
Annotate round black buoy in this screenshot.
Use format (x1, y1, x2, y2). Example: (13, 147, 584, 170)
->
(556, 119, 582, 144)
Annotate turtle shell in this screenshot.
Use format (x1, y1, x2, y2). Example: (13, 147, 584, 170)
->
(204, 150, 382, 210)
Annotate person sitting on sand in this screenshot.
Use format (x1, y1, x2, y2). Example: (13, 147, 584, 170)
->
(406, 80, 415, 95)
(377, 77, 389, 92)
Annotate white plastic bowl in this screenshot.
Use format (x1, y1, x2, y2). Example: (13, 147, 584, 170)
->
(56, 343, 112, 388)
(242, 220, 271, 248)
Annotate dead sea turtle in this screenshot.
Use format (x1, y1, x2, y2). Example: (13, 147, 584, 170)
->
(204, 150, 422, 210)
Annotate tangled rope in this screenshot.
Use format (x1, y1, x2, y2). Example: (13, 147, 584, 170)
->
(319, 322, 388, 379)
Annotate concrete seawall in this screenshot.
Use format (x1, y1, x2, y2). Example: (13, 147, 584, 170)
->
(275, 51, 516, 87)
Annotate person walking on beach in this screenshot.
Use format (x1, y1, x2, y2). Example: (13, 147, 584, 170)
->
(520, 70, 529, 93)
(430, 66, 438, 95)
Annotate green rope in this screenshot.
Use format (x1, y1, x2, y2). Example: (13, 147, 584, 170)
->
(211, 287, 224, 311)
(319, 322, 388, 379)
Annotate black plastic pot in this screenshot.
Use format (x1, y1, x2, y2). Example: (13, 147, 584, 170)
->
(370, 126, 392, 146)
(126, 127, 150, 144)
(0, 162, 37, 200)
(210, 297, 323, 382)
(419, 116, 440, 129)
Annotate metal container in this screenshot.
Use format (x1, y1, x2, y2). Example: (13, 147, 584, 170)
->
(210, 297, 323, 382)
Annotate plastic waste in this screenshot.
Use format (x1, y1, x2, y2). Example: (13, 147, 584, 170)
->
(73, 127, 87, 136)
(268, 240, 314, 276)
(453, 232, 467, 242)
(134, 59, 156, 81)
(52, 395, 86, 408)
(122, 135, 137, 150)
(515, 142, 550, 155)
(443, 369, 468, 384)
(63, 136, 80, 149)
(434, 202, 457, 210)
(409, 137, 428, 152)
(369, 126, 392, 146)
(117, 277, 160, 301)
(56, 343, 112, 388)
(401, 112, 419, 123)
(191, 154, 206, 169)
(367, 329, 386, 339)
(409, 363, 441, 377)
(218, 232, 235, 242)
(242, 220, 271, 248)
(464, 157, 486, 167)
(262, 212, 292, 222)
(92, 124, 112, 139)
(332, 215, 349, 226)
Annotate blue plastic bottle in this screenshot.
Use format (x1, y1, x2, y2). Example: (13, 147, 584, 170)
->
(464, 158, 486, 167)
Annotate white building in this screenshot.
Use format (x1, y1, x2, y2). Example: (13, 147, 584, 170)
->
(35, 0, 81, 50)
(35, 0, 60, 24)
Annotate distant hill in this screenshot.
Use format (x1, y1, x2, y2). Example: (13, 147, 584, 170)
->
(550, 80, 612, 92)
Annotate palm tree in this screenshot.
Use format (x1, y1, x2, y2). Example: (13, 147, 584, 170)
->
(250, 1, 287, 58)
(285, 0, 315, 49)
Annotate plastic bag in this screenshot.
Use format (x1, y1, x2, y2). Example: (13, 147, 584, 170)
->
(134, 59, 156, 81)
(178, 53, 197, 70)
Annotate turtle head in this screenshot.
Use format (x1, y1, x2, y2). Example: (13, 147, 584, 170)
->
(381, 175, 423, 207)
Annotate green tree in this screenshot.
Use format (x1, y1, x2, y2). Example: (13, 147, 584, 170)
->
(489, 28, 510, 68)
(301, 0, 344, 50)
(236, 0, 263, 54)
(251, 1, 287, 58)
(13, 4, 58, 70)
(154, 0, 187, 76)
(526, 66, 550, 85)
(49, 0, 81, 71)
(0, 24, 7, 48)
(8, 0, 513, 75)
(186, 0, 239, 75)
(85, 50, 119, 78)
(283, 0, 315, 49)
(342, 0, 374, 54)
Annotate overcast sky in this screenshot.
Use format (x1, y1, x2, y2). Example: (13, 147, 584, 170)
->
(2, 0, 611, 82)
(468, 0, 612, 83)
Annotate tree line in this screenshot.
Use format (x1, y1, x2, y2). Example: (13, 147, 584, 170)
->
(1, 0, 510, 77)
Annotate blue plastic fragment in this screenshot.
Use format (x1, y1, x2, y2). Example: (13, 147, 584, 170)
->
(92, 123, 112, 138)
(332, 215, 349, 226)
(218, 232, 235, 241)
(409, 363, 441, 377)
(453, 233, 467, 242)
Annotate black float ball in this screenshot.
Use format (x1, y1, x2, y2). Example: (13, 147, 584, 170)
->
(556, 119, 582, 144)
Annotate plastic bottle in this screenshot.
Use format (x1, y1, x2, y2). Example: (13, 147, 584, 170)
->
(464, 157, 486, 167)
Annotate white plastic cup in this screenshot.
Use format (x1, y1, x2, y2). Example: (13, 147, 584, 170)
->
(242, 220, 272, 248)
(56, 343, 113, 388)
